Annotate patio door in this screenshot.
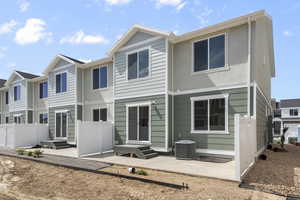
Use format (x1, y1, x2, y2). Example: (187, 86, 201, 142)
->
(55, 111, 67, 139)
(127, 104, 150, 143)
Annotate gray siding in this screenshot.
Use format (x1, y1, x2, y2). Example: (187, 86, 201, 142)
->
(0, 90, 9, 113)
(256, 89, 271, 151)
(115, 94, 166, 149)
(114, 38, 167, 99)
(174, 87, 247, 151)
(173, 24, 249, 92)
(49, 105, 76, 143)
(123, 31, 156, 47)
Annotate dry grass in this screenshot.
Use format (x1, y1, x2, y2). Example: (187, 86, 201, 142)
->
(244, 144, 300, 196)
(0, 155, 285, 200)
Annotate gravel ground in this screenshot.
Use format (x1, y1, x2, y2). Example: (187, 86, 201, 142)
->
(244, 144, 300, 197)
(0, 155, 285, 200)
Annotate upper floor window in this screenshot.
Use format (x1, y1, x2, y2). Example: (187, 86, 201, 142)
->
(93, 66, 107, 89)
(193, 34, 225, 72)
(40, 81, 48, 98)
(127, 49, 149, 80)
(14, 85, 21, 101)
(290, 109, 298, 116)
(5, 91, 9, 104)
(56, 72, 67, 93)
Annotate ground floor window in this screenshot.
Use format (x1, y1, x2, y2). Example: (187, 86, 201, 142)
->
(92, 108, 107, 122)
(191, 94, 228, 134)
(5, 117, 9, 124)
(127, 103, 151, 142)
(39, 113, 48, 124)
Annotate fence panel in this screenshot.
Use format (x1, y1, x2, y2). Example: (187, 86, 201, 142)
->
(77, 120, 113, 157)
(235, 114, 257, 181)
(0, 124, 49, 149)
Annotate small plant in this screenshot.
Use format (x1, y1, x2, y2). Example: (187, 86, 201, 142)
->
(288, 137, 298, 144)
(16, 149, 25, 155)
(136, 169, 148, 176)
(26, 151, 33, 157)
(33, 149, 43, 158)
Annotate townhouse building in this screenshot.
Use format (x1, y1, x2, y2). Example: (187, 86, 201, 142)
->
(0, 10, 275, 158)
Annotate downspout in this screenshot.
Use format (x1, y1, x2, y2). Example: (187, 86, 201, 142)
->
(247, 17, 252, 118)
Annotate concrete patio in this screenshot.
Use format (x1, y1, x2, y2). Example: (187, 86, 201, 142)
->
(85, 155, 236, 181)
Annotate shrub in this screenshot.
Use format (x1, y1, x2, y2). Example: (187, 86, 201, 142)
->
(289, 137, 298, 144)
(16, 149, 25, 155)
(136, 169, 148, 176)
(26, 151, 33, 157)
(33, 149, 43, 158)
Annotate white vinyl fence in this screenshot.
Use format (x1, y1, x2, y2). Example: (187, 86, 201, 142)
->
(77, 120, 113, 157)
(0, 124, 49, 149)
(234, 114, 257, 181)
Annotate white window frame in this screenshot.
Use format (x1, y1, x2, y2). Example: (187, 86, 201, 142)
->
(91, 65, 109, 91)
(13, 85, 21, 101)
(191, 33, 228, 75)
(126, 101, 152, 144)
(126, 47, 151, 81)
(39, 81, 48, 99)
(91, 105, 108, 122)
(55, 71, 67, 94)
(191, 94, 229, 134)
(54, 110, 68, 139)
(39, 112, 48, 124)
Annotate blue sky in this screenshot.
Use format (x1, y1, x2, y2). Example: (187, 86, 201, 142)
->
(0, 0, 299, 100)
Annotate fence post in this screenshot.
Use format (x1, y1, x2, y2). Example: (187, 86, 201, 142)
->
(234, 114, 241, 181)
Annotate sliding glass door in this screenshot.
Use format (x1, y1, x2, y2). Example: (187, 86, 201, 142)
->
(56, 112, 67, 139)
(127, 105, 150, 143)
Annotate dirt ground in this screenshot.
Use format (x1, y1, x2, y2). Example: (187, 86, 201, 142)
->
(0, 155, 284, 200)
(244, 144, 300, 197)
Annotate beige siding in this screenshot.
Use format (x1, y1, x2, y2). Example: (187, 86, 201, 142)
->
(123, 31, 156, 47)
(173, 24, 249, 92)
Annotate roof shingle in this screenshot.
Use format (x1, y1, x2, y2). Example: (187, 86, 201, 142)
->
(15, 71, 40, 79)
(280, 99, 300, 108)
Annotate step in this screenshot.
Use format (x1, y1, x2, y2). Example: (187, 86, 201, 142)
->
(137, 146, 150, 151)
(141, 149, 154, 154)
(143, 152, 158, 159)
(53, 142, 69, 146)
(53, 145, 72, 150)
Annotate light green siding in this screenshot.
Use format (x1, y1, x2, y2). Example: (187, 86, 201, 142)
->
(256, 89, 271, 151)
(115, 94, 166, 148)
(174, 87, 247, 151)
(49, 105, 76, 143)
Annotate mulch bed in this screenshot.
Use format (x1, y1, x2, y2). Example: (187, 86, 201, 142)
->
(243, 144, 300, 197)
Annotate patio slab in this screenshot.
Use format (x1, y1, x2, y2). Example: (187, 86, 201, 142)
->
(85, 155, 236, 181)
(37, 147, 78, 158)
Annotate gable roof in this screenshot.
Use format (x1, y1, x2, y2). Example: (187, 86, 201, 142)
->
(5, 70, 40, 86)
(0, 79, 6, 88)
(107, 24, 173, 56)
(43, 54, 86, 75)
(79, 57, 113, 69)
(15, 71, 40, 79)
(280, 99, 300, 108)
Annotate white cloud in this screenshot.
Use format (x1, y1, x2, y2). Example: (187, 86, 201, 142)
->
(155, 0, 186, 10)
(0, 20, 17, 35)
(15, 18, 52, 45)
(60, 30, 109, 45)
(104, 0, 133, 5)
(283, 30, 293, 37)
(18, 0, 30, 12)
(196, 7, 213, 27)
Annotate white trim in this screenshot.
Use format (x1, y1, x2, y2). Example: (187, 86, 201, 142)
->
(91, 65, 109, 91)
(173, 83, 247, 96)
(196, 148, 234, 156)
(165, 39, 169, 151)
(54, 110, 69, 140)
(191, 94, 229, 134)
(191, 33, 228, 75)
(126, 102, 152, 144)
(126, 46, 151, 81)
(119, 36, 162, 52)
(114, 92, 165, 100)
(83, 100, 113, 106)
